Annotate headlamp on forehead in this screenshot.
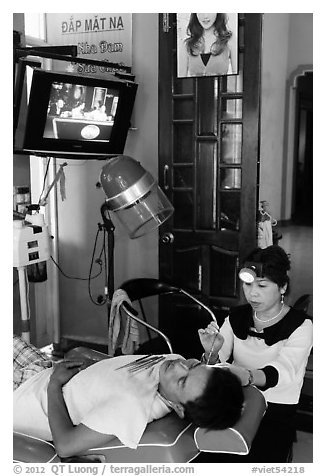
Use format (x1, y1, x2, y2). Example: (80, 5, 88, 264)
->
(238, 262, 264, 283)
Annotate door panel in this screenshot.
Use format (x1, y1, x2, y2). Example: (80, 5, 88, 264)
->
(158, 14, 262, 358)
(173, 246, 201, 292)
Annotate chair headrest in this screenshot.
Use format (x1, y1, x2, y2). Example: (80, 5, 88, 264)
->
(195, 385, 267, 454)
(120, 278, 180, 301)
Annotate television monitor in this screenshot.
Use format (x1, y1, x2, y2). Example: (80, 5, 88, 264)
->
(22, 69, 138, 158)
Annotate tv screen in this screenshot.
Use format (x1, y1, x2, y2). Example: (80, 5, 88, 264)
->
(23, 69, 138, 158)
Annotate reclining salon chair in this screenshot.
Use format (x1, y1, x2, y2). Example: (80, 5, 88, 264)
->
(13, 279, 267, 463)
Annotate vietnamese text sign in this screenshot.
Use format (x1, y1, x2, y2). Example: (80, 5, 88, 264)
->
(46, 13, 132, 74)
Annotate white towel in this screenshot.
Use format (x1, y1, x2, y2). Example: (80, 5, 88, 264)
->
(257, 220, 273, 249)
(108, 289, 140, 356)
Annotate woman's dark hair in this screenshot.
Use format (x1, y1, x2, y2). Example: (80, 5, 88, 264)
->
(244, 245, 291, 292)
(183, 367, 244, 430)
(185, 13, 232, 56)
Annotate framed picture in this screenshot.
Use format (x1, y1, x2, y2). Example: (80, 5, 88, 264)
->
(177, 13, 238, 78)
(92, 87, 107, 110)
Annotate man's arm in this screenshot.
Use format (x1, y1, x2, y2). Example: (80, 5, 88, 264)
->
(47, 361, 113, 458)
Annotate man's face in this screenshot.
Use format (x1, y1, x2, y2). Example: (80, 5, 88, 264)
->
(158, 358, 213, 405)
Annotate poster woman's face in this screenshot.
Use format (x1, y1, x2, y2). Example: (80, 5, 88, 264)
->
(196, 13, 217, 30)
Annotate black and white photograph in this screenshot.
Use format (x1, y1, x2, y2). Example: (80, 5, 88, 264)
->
(11, 10, 315, 473)
(177, 13, 238, 77)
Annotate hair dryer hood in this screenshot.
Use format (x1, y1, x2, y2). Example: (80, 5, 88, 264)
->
(100, 156, 174, 239)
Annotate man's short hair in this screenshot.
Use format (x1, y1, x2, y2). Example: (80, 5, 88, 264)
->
(183, 367, 244, 430)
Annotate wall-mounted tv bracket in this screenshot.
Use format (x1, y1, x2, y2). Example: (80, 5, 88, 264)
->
(13, 42, 134, 145)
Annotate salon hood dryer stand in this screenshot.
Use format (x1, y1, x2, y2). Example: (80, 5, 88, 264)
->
(98, 155, 175, 300)
(99, 202, 115, 301)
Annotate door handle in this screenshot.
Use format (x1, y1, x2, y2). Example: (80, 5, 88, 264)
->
(161, 232, 174, 244)
(163, 165, 170, 190)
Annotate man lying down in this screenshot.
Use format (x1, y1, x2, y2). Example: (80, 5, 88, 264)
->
(13, 324, 244, 459)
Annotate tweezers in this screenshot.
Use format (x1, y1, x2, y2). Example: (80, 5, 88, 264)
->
(207, 332, 218, 365)
(115, 355, 165, 373)
(129, 356, 165, 373)
(115, 354, 152, 370)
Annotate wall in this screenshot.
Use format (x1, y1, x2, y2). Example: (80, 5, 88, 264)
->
(13, 14, 30, 188)
(283, 13, 313, 220)
(287, 13, 313, 77)
(13, 13, 30, 185)
(259, 13, 290, 221)
(259, 13, 313, 221)
(13, 13, 36, 339)
(34, 14, 160, 346)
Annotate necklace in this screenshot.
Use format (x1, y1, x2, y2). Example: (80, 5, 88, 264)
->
(254, 303, 284, 323)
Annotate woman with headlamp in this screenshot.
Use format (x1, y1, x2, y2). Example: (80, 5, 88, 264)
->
(199, 245, 312, 462)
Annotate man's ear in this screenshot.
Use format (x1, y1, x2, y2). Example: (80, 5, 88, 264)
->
(170, 402, 185, 419)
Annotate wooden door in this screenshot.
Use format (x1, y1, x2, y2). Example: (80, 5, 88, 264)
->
(158, 14, 262, 358)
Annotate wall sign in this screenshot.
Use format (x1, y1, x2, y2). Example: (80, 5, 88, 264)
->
(45, 13, 132, 74)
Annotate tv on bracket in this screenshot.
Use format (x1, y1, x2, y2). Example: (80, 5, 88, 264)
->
(23, 69, 138, 159)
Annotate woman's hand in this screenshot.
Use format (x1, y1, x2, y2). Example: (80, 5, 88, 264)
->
(198, 321, 224, 355)
(49, 360, 84, 388)
(218, 363, 250, 386)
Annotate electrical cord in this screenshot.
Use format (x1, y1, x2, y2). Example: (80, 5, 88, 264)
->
(37, 160, 111, 306)
(103, 229, 108, 294)
(38, 157, 51, 205)
(50, 255, 102, 281)
(50, 225, 110, 306)
(25, 267, 31, 322)
(87, 227, 109, 306)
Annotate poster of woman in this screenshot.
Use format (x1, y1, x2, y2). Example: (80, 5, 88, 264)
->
(177, 13, 238, 78)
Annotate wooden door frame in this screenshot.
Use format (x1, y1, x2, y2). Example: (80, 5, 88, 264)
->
(282, 64, 313, 220)
(238, 14, 262, 260)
